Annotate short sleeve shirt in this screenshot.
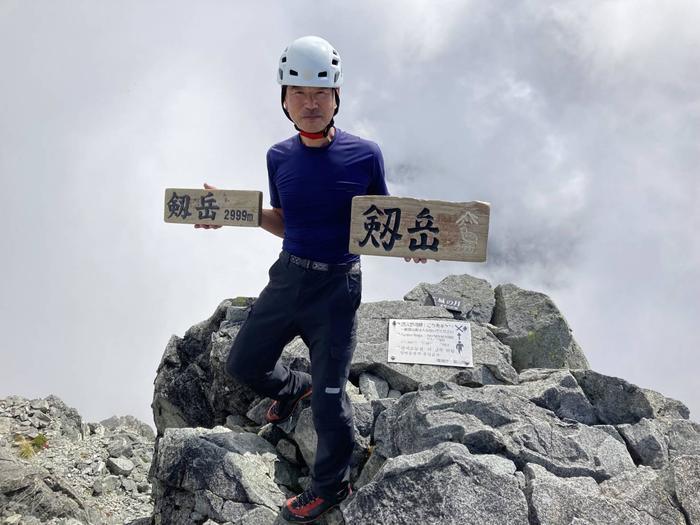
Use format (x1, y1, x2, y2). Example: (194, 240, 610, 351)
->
(267, 128, 389, 264)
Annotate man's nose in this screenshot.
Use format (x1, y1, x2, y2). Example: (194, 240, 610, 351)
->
(304, 94, 318, 108)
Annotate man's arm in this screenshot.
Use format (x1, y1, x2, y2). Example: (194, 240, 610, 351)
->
(261, 207, 285, 239)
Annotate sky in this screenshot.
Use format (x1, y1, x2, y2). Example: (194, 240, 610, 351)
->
(1, 1, 698, 428)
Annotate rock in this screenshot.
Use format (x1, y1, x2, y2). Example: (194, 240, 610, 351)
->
(344, 381, 367, 405)
(0, 447, 102, 523)
(125, 518, 153, 525)
(151, 301, 232, 434)
(671, 455, 700, 523)
(45, 395, 84, 439)
(403, 273, 496, 323)
(257, 424, 287, 448)
(88, 422, 106, 437)
(150, 427, 286, 524)
(144, 274, 700, 525)
(666, 419, 700, 458)
(352, 403, 374, 439)
(30, 399, 50, 413)
(514, 368, 598, 424)
(524, 462, 685, 524)
(617, 418, 669, 468)
(492, 283, 589, 371)
(601, 467, 685, 525)
(351, 310, 517, 392)
(100, 415, 156, 441)
(93, 475, 121, 495)
(292, 409, 316, 468)
(246, 398, 272, 426)
(0, 416, 12, 434)
(353, 449, 387, 489)
(275, 439, 298, 465)
(106, 456, 135, 476)
(225, 413, 251, 429)
(572, 370, 690, 425)
(358, 373, 389, 400)
(107, 435, 134, 458)
(344, 442, 529, 524)
(376, 381, 634, 482)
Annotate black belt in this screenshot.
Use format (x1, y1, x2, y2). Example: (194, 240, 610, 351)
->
(281, 250, 361, 274)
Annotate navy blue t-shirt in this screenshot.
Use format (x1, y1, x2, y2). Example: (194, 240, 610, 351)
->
(267, 128, 389, 264)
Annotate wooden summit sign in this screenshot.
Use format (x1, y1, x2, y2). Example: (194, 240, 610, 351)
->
(163, 188, 262, 227)
(349, 196, 490, 262)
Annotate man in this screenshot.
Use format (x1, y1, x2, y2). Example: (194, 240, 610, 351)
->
(198, 35, 429, 523)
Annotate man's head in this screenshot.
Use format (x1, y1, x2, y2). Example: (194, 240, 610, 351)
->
(277, 36, 343, 137)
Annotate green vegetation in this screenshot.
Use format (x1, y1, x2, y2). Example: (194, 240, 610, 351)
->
(13, 433, 49, 458)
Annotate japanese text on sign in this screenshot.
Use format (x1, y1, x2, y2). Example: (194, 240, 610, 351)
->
(388, 319, 473, 368)
(163, 188, 262, 227)
(349, 196, 490, 262)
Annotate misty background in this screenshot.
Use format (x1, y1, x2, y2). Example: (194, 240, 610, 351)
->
(1, 1, 698, 428)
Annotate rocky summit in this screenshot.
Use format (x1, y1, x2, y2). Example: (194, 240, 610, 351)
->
(0, 395, 154, 525)
(3, 274, 699, 524)
(149, 274, 700, 524)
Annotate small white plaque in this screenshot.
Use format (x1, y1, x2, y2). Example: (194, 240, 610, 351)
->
(388, 319, 473, 368)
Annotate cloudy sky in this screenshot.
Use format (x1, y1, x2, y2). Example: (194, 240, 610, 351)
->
(1, 1, 698, 427)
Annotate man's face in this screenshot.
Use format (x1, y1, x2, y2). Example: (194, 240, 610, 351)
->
(284, 86, 338, 132)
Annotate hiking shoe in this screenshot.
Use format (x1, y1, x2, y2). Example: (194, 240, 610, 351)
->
(281, 483, 352, 523)
(265, 384, 312, 424)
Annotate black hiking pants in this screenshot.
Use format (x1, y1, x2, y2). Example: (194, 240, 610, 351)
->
(226, 249, 362, 499)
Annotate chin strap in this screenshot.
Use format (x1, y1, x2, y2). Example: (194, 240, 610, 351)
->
(298, 120, 334, 139)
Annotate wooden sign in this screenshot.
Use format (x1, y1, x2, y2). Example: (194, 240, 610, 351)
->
(388, 319, 473, 368)
(163, 189, 262, 227)
(349, 196, 490, 262)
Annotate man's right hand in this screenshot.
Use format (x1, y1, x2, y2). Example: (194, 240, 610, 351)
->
(194, 183, 222, 229)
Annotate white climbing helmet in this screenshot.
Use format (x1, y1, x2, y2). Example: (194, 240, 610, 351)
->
(277, 35, 343, 88)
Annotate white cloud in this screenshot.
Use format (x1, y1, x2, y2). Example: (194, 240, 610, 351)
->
(1, 0, 698, 424)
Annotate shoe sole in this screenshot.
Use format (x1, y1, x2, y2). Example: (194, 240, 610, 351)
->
(266, 387, 312, 425)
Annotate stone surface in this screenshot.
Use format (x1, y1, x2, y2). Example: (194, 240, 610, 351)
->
(351, 311, 518, 393)
(344, 442, 529, 524)
(375, 381, 635, 482)
(403, 273, 496, 323)
(106, 457, 135, 477)
(358, 372, 389, 401)
(525, 462, 686, 525)
(492, 283, 589, 371)
(9, 273, 691, 525)
(617, 418, 669, 468)
(150, 427, 287, 525)
(572, 370, 690, 425)
(671, 455, 700, 523)
(0, 395, 154, 525)
(0, 447, 100, 524)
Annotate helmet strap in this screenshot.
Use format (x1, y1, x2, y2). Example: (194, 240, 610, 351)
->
(298, 129, 326, 139)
